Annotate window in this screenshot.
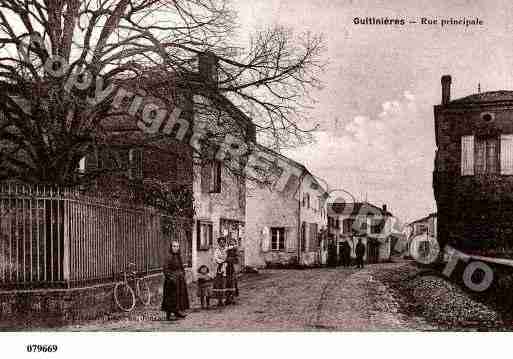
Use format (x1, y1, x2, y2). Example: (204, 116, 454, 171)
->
(335, 219, 340, 229)
(129, 148, 143, 179)
(210, 160, 222, 193)
(197, 220, 213, 251)
(371, 218, 385, 234)
(462, 135, 502, 176)
(306, 193, 310, 209)
(309, 223, 318, 250)
(475, 136, 498, 174)
(343, 218, 354, 234)
(301, 222, 306, 252)
(481, 112, 495, 122)
(501, 134, 513, 175)
(355, 219, 368, 233)
(416, 224, 428, 234)
(201, 160, 222, 193)
(78, 157, 86, 173)
(461, 135, 474, 175)
(271, 227, 285, 251)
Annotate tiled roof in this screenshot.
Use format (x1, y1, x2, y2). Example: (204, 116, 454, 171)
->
(449, 91, 513, 105)
(329, 201, 392, 217)
(408, 212, 437, 226)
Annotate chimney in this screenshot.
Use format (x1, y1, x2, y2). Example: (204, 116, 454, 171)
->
(198, 51, 218, 85)
(382, 204, 387, 213)
(441, 75, 451, 105)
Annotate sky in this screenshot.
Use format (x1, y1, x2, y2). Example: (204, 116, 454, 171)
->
(232, 0, 513, 222)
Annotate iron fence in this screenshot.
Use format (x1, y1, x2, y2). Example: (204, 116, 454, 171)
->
(0, 182, 192, 289)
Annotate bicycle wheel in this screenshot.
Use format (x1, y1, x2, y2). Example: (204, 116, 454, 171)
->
(137, 279, 151, 306)
(114, 282, 136, 312)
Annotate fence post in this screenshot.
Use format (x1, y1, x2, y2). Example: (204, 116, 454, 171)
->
(62, 199, 70, 286)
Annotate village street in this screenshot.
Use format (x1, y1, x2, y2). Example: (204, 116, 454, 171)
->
(62, 261, 434, 331)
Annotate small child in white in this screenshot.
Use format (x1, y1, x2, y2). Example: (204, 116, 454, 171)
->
(197, 265, 213, 309)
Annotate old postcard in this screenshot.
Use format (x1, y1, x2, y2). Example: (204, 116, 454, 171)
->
(1, 0, 512, 357)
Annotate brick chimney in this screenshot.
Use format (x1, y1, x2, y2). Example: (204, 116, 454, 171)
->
(382, 204, 387, 213)
(198, 51, 218, 85)
(441, 75, 451, 105)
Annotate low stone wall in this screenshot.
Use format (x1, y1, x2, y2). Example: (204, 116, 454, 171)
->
(0, 268, 194, 329)
(300, 251, 320, 267)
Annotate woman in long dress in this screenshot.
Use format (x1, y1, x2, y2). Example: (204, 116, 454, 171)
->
(212, 237, 228, 306)
(225, 238, 239, 304)
(161, 240, 190, 320)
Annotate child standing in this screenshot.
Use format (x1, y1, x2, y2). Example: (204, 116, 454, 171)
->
(197, 265, 213, 309)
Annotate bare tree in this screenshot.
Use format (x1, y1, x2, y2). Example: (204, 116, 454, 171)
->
(0, 0, 324, 194)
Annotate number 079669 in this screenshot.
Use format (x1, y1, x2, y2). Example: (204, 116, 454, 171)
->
(26, 345, 58, 353)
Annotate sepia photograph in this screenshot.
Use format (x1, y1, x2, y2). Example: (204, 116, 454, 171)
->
(1, 0, 513, 356)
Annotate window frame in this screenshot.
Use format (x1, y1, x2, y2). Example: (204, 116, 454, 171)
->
(197, 220, 213, 251)
(129, 148, 143, 180)
(475, 135, 499, 175)
(343, 218, 354, 234)
(209, 160, 222, 193)
(271, 227, 286, 251)
(370, 218, 385, 234)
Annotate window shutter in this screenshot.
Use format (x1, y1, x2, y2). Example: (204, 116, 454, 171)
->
(501, 134, 513, 175)
(475, 139, 485, 174)
(129, 149, 143, 179)
(210, 161, 222, 193)
(78, 157, 86, 173)
(196, 221, 202, 250)
(85, 152, 98, 172)
(261, 227, 270, 252)
(286, 227, 296, 253)
(201, 161, 212, 193)
(461, 135, 474, 175)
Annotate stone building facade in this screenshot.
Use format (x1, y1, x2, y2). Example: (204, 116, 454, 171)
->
(244, 147, 328, 268)
(85, 53, 256, 282)
(404, 213, 437, 260)
(434, 75, 513, 257)
(327, 202, 393, 263)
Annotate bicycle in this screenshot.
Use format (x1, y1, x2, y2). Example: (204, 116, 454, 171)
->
(114, 263, 152, 312)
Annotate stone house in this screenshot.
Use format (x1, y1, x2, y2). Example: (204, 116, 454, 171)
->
(328, 202, 393, 263)
(83, 53, 255, 282)
(0, 53, 256, 322)
(406, 213, 437, 239)
(404, 213, 437, 259)
(244, 146, 329, 268)
(434, 75, 513, 257)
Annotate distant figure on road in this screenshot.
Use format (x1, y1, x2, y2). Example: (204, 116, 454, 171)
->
(340, 240, 351, 267)
(355, 238, 366, 269)
(327, 240, 337, 267)
(162, 240, 190, 321)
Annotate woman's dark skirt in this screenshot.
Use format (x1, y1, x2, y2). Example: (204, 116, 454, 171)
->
(161, 274, 190, 313)
(212, 263, 239, 301)
(226, 262, 239, 298)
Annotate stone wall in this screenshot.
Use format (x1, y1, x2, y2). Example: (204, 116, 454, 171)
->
(0, 269, 194, 329)
(245, 182, 299, 268)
